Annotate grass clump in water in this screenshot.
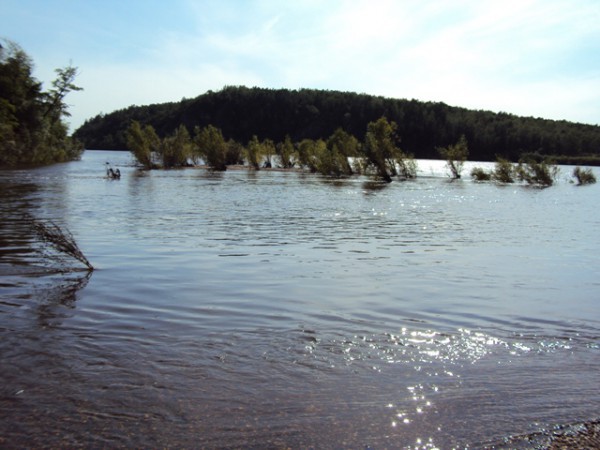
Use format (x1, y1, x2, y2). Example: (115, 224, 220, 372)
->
(572, 166, 596, 185)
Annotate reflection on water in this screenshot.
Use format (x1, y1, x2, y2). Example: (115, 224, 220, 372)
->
(0, 151, 599, 448)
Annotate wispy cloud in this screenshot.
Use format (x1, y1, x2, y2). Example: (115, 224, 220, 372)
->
(4, 0, 597, 128)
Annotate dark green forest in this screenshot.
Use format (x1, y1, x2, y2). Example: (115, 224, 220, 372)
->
(0, 40, 83, 168)
(74, 86, 600, 164)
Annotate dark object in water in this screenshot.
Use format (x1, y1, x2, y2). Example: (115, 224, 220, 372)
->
(31, 217, 94, 271)
(106, 162, 121, 179)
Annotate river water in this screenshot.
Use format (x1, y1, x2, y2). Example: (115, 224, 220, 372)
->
(1, 151, 599, 449)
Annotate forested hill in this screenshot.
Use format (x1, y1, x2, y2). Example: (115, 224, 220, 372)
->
(73, 86, 600, 163)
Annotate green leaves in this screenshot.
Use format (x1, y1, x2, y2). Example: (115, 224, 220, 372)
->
(438, 135, 469, 179)
(362, 117, 413, 182)
(0, 39, 83, 167)
(126, 121, 160, 169)
(194, 125, 227, 171)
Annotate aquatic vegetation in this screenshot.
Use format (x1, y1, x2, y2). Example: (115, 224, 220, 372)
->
(31, 217, 93, 271)
(162, 124, 192, 168)
(126, 121, 160, 169)
(438, 135, 469, 179)
(491, 157, 516, 183)
(470, 166, 491, 181)
(245, 135, 262, 170)
(572, 166, 596, 185)
(362, 117, 407, 182)
(516, 158, 559, 186)
(277, 135, 295, 169)
(194, 124, 227, 171)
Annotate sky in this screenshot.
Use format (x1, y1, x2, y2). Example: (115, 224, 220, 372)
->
(2, 0, 599, 131)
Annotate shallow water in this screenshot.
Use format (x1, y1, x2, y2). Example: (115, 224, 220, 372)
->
(1, 151, 599, 448)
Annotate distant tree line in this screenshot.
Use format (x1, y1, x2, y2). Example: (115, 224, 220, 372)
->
(74, 86, 600, 165)
(0, 39, 83, 168)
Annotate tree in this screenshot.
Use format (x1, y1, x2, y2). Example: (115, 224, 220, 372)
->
(491, 157, 515, 183)
(277, 135, 295, 168)
(43, 65, 83, 125)
(126, 121, 160, 169)
(362, 116, 404, 182)
(0, 39, 83, 167)
(161, 124, 192, 168)
(246, 135, 262, 170)
(262, 138, 276, 168)
(326, 128, 358, 176)
(297, 138, 317, 171)
(194, 124, 227, 171)
(438, 134, 468, 179)
(225, 139, 244, 165)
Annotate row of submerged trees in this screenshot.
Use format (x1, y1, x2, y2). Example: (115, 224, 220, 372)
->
(126, 116, 419, 182)
(470, 158, 596, 186)
(127, 116, 596, 187)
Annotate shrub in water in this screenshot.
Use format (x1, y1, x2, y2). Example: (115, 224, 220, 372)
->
(491, 158, 516, 183)
(194, 125, 228, 171)
(471, 167, 491, 181)
(573, 167, 596, 185)
(516, 159, 559, 187)
(438, 135, 469, 179)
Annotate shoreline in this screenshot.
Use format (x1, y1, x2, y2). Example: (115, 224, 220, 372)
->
(492, 419, 600, 449)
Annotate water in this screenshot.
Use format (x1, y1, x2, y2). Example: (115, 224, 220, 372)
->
(1, 151, 599, 449)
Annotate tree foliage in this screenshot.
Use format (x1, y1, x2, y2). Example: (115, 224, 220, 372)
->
(516, 158, 559, 186)
(438, 134, 469, 179)
(162, 124, 192, 168)
(245, 135, 262, 170)
(73, 86, 600, 165)
(492, 158, 516, 183)
(277, 135, 295, 169)
(572, 167, 596, 185)
(194, 124, 227, 171)
(0, 39, 83, 167)
(126, 120, 160, 169)
(362, 117, 407, 182)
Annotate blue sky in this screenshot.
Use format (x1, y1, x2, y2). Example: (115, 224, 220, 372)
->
(2, 0, 599, 131)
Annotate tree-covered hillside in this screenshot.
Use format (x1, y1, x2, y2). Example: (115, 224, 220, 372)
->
(74, 86, 600, 164)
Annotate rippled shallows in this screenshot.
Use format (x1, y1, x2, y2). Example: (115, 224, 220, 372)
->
(1, 151, 599, 448)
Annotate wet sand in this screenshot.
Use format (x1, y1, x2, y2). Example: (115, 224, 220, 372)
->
(494, 420, 600, 449)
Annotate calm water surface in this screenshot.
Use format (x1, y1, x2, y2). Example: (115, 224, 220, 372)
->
(1, 151, 599, 448)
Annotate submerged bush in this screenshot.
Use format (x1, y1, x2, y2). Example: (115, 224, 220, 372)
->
(438, 135, 469, 179)
(491, 158, 516, 183)
(245, 135, 263, 170)
(362, 117, 404, 182)
(516, 159, 559, 186)
(226, 139, 245, 165)
(194, 125, 227, 171)
(573, 166, 596, 185)
(161, 125, 192, 168)
(471, 167, 492, 181)
(277, 135, 296, 169)
(126, 121, 160, 169)
(396, 153, 418, 179)
(324, 128, 358, 177)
